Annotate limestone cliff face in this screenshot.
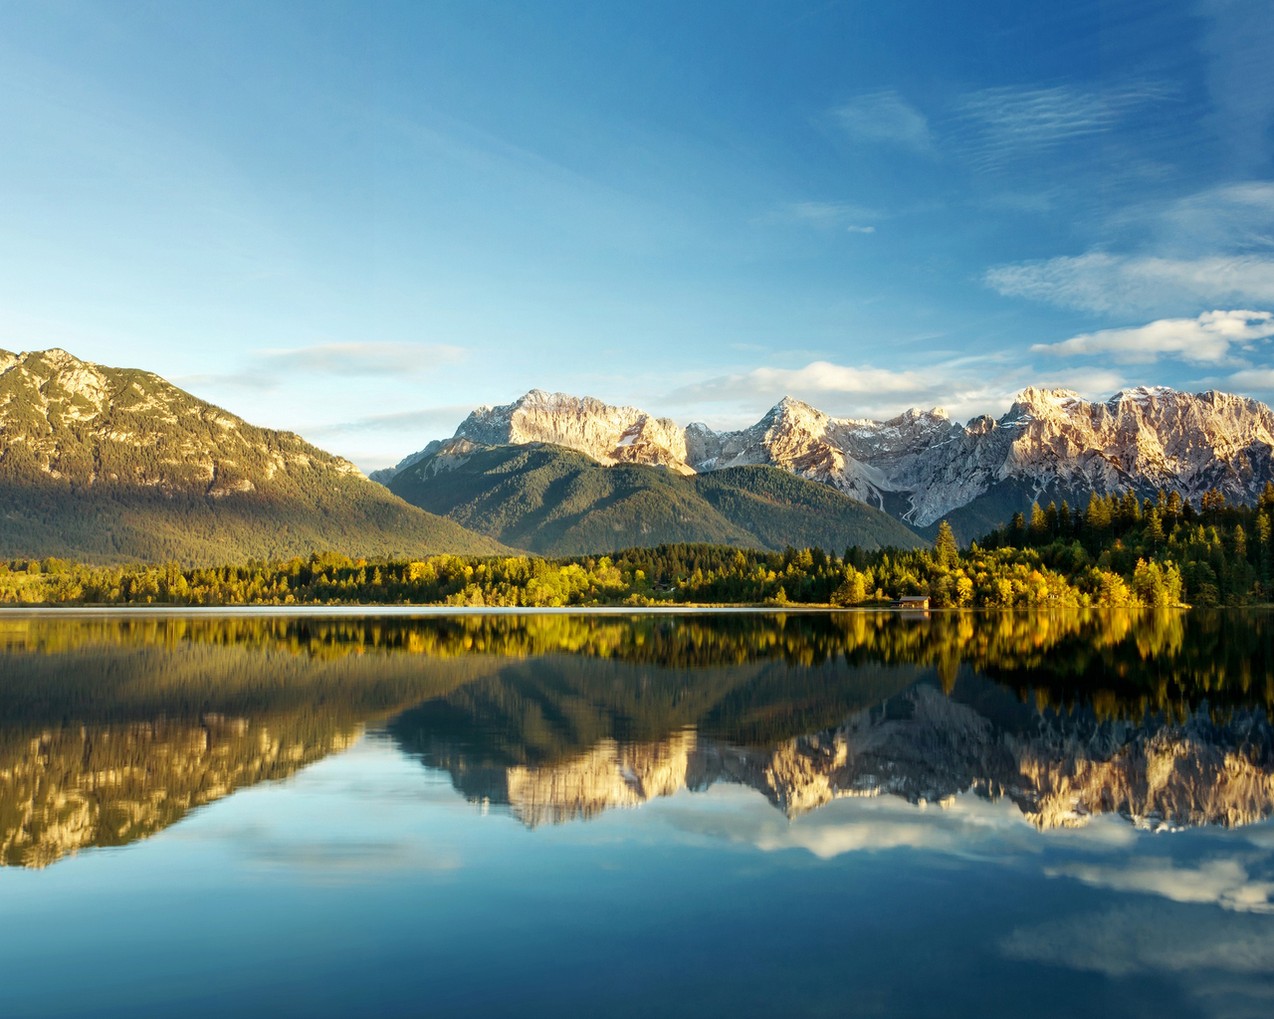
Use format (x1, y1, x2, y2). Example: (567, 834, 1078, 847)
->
(0, 716, 359, 868)
(455, 390, 693, 474)
(431, 685, 1274, 832)
(384, 385, 1274, 526)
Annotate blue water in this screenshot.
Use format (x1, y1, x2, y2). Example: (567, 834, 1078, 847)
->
(0, 610, 1272, 1017)
(0, 733, 1268, 1018)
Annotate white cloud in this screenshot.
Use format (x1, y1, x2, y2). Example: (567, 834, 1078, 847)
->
(785, 201, 879, 225)
(662, 356, 1136, 428)
(833, 91, 932, 152)
(986, 252, 1274, 312)
(674, 360, 927, 401)
(1229, 367, 1274, 393)
(1026, 366, 1129, 396)
(306, 404, 475, 437)
(1031, 309, 1274, 364)
(654, 786, 1046, 860)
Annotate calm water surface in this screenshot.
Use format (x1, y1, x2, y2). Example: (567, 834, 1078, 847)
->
(1, 609, 1272, 1018)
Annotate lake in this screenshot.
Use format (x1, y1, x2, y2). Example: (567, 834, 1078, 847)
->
(1, 609, 1272, 1018)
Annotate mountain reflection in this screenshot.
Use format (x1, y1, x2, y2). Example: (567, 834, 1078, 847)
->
(1, 609, 1273, 866)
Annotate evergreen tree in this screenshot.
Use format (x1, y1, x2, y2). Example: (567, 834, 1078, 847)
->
(934, 520, 958, 569)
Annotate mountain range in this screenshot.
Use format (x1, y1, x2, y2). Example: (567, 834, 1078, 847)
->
(5, 346, 1274, 563)
(380, 385, 1274, 542)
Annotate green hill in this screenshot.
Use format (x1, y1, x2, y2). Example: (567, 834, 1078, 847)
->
(0, 348, 507, 563)
(387, 441, 924, 554)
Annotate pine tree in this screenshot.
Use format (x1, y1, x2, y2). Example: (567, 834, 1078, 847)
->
(934, 520, 958, 569)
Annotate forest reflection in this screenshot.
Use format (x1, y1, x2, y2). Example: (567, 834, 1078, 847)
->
(1, 608, 1272, 866)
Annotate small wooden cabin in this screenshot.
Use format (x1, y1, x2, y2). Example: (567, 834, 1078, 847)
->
(891, 595, 930, 610)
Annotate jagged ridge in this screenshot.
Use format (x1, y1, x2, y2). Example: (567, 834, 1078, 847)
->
(380, 386, 1274, 539)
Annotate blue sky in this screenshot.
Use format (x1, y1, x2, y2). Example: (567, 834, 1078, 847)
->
(2, 0, 1273, 470)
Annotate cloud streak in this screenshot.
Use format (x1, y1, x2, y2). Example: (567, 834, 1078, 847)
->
(1031, 309, 1274, 364)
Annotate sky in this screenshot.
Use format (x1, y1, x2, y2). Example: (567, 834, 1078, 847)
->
(2, 0, 1273, 471)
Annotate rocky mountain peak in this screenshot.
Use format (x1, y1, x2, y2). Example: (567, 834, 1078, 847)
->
(391, 383, 1274, 533)
(450, 389, 692, 474)
(764, 395, 828, 433)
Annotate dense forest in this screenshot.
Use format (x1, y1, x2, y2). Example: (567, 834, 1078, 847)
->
(2, 485, 1272, 608)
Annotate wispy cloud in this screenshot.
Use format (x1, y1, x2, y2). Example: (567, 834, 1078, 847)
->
(833, 91, 933, 152)
(182, 341, 467, 390)
(1031, 310, 1274, 364)
(986, 178, 1274, 314)
(954, 83, 1167, 172)
(1151, 181, 1274, 254)
(258, 342, 466, 376)
(986, 252, 1274, 313)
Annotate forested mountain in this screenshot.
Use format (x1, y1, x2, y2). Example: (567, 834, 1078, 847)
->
(0, 348, 505, 562)
(385, 439, 924, 554)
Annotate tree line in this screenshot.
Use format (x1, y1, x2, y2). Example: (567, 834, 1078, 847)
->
(1, 485, 1271, 608)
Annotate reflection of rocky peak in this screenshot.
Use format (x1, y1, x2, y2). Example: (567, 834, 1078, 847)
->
(504, 731, 700, 826)
(418, 682, 1274, 831)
